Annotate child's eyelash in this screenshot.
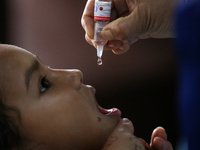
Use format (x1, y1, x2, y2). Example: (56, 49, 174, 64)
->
(40, 76, 51, 92)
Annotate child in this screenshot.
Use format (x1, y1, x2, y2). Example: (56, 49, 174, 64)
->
(0, 44, 172, 150)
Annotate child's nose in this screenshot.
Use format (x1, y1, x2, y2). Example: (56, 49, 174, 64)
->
(66, 69, 83, 89)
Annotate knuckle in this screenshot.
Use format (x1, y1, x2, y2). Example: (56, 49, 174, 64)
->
(112, 24, 126, 40)
(81, 18, 85, 28)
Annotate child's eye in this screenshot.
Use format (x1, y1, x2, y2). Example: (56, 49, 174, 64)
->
(40, 76, 51, 92)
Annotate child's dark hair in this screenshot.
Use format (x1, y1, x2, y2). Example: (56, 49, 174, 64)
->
(0, 88, 21, 150)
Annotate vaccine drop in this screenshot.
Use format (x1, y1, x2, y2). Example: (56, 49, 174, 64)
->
(97, 57, 102, 65)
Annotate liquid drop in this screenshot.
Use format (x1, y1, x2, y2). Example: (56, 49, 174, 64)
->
(97, 57, 102, 65)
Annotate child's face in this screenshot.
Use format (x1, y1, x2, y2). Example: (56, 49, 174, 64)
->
(0, 45, 121, 150)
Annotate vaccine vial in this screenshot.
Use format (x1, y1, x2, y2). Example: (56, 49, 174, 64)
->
(94, 0, 111, 65)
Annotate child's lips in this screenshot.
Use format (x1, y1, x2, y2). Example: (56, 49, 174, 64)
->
(95, 100, 121, 117)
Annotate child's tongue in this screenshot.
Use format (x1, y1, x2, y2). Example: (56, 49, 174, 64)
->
(96, 102, 120, 116)
(98, 105, 112, 115)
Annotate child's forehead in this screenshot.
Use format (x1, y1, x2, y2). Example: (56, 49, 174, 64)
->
(0, 45, 34, 102)
(0, 45, 32, 60)
(0, 44, 23, 52)
(0, 44, 33, 54)
(0, 45, 34, 77)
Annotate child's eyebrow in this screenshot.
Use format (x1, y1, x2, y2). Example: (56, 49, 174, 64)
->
(25, 59, 39, 91)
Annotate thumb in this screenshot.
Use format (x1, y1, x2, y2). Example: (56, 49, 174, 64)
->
(101, 11, 144, 44)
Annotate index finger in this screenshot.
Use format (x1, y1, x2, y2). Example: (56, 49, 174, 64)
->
(81, 0, 95, 39)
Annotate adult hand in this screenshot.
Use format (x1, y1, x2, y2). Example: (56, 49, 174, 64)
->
(101, 118, 146, 150)
(81, 0, 176, 54)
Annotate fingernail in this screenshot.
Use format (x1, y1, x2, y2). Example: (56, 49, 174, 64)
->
(91, 40, 96, 47)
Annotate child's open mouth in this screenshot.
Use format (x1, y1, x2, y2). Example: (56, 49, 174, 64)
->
(95, 100, 121, 117)
(89, 85, 121, 117)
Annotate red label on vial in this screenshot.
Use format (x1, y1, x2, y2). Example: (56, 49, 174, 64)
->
(94, 16, 110, 21)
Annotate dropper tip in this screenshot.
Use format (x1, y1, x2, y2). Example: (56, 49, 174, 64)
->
(97, 45, 104, 58)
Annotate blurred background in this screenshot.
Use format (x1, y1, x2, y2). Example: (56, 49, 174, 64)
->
(1, 0, 178, 146)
